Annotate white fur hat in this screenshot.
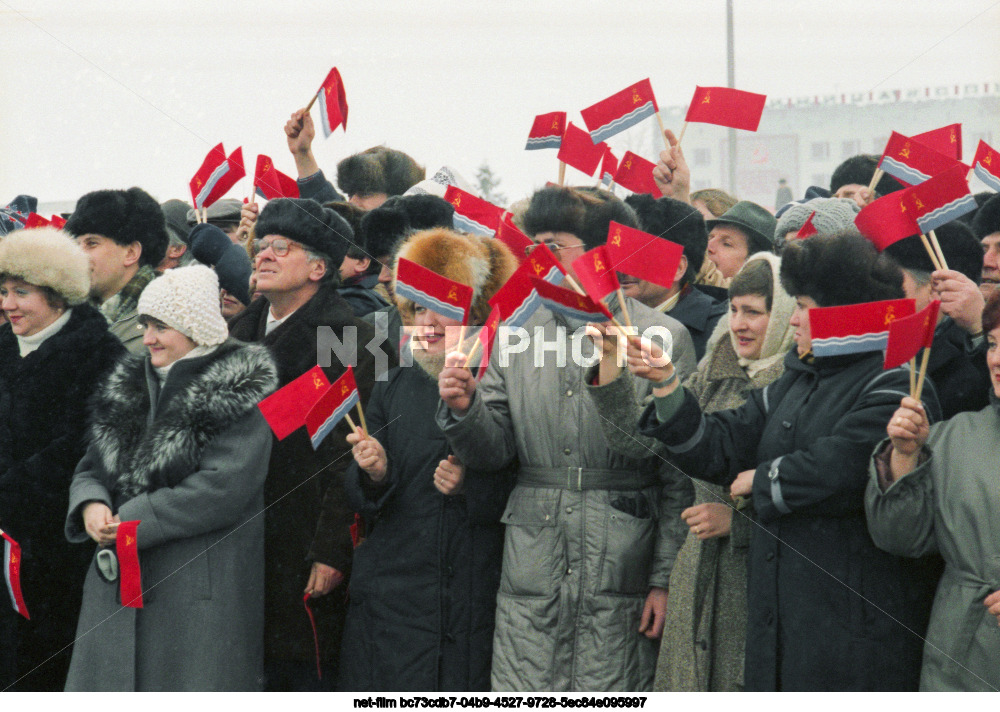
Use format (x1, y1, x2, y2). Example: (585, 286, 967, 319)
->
(0, 226, 90, 305)
(137, 265, 228, 346)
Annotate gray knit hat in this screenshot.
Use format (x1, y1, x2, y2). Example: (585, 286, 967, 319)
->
(137, 265, 228, 346)
(774, 198, 861, 252)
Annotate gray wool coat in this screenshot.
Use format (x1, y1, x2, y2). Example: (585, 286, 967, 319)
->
(435, 299, 696, 692)
(64, 340, 277, 691)
(865, 396, 1000, 691)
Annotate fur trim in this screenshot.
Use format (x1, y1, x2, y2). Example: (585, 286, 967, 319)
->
(522, 186, 638, 250)
(336, 146, 425, 198)
(393, 228, 517, 325)
(0, 226, 90, 305)
(64, 187, 169, 268)
(88, 341, 278, 499)
(255, 198, 352, 269)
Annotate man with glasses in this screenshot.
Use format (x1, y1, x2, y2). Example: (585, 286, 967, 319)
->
(229, 198, 394, 691)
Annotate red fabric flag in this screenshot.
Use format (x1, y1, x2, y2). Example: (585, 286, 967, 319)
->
(305, 366, 360, 450)
(116, 520, 143, 609)
(877, 131, 963, 186)
(395, 257, 474, 325)
(488, 244, 566, 328)
(972, 140, 1000, 192)
(2, 530, 29, 619)
(795, 212, 818, 239)
(906, 164, 976, 233)
(913, 124, 962, 161)
(605, 221, 685, 289)
(525, 111, 566, 150)
(190, 144, 246, 209)
(612, 151, 662, 197)
(49, 215, 67, 229)
(581, 79, 659, 144)
(809, 299, 915, 357)
(496, 212, 532, 264)
(557, 123, 607, 177)
(258, 365, 331, 440)
(855, 191, 919, 251)
(600, 148, 618, 186)
(571, 246, 620, 302)
(884, 300, 941, 370)
(255, 155, 300, 200)
(475, 306, 501, 381)
(23, 213, 50, 229)
(531, 277, 613, 322)
(316, 67, 348, 138)
(444, 185, 502, 238)
(684, 86, 767, 131)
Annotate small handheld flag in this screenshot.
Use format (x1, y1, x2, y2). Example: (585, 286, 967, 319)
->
(855, 192, 919, 251)
(496, 213, 533, 264)
(526, 111, 566, 150)
(444, 185, 502, 238)
(2, 530, 29, 619)
(809, 299, 915, 357)
(23, 213, 50, 229)
(795, 212, 818, 240)
(258, 365, 331, 440)
(571, 246, 620, 302)
(116, 520, 143, 609)
(557, 123, 608, 177)
(581, 79, 659, 144)
(972, 140, 1000, 192)
(395, 258, 474, 324)
(305, 366, 361, 450)
(190, 144, 246, 210)
(612, 152, 662, 197)
(488, 244, 566, 328)
(684, 86, 767, 132)
(255, 155, 300, 200)
(49, 215, 67, 229)
(913, 124, 962, 161)
(315, 67, 348, 138)
(906, 164, 977, 234)
(605, 221, 685, 290)
(531, 277, 613, 323)
(600, 148, 618, 187)
(884, 300, 940, 370)
(877, 131, 962, 186)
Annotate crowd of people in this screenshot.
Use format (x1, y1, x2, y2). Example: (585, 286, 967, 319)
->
(0, 104, 998, 693)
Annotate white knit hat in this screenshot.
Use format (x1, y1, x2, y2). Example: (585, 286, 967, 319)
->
(137, 265, 228, 346)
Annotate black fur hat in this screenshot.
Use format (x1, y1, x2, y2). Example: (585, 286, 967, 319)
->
(884, 221, 983, 283)
(359, 194, 454, 261)
(972, 193, 1000, 239)
(830, 155, 904, 196)
(624, 194, 706, 285)
(65, 187, 169, 268)
(780, 230, 904, 307)
(255, 198, 352, 270)
(522, 186, 638, 251)
(336, 146, 425, 198)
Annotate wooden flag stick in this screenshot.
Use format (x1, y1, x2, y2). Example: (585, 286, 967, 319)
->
(558, 161, 567, 186)
(676, 122, 689, 146)
(304, 90, 320, 114)
(928, 230, 949, 271)
(908, 356, 916, 398)
(616, 287, 633, 329)
(655, 113, 671, 153)
(919, 234, 943, 271)
(454, 325, 468, 356)
(355, 401, 369, 439)
(866, 168, 885, 195)
(247, 181, 256, 205)
(345, 413, 360, 437)
(564, 273, 586, 296)
(913, 346, 933, 403)
(463, 336, 483, 373)
(201, 207, 208, 224)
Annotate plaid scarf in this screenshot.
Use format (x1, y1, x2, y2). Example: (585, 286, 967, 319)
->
(101, 265, 157, 324)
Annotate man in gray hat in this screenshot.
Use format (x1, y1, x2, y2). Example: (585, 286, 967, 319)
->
(186, 198, 243, 243)
(704, 201, 777, 280)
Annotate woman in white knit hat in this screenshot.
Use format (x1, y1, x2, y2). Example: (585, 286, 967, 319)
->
(64, 264, 279, 691)
(0, 226, 125, 691)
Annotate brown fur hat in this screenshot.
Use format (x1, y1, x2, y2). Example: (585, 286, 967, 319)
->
(336, 146, 425, 198)
(393, 227, 517, 325)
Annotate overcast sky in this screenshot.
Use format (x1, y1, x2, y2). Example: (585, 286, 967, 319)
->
(2, 0, 998, 209)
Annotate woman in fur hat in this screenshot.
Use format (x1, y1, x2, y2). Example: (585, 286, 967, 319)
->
(0, 227, 125, 691)
(63, 265, 279, 691)
(339, 228, 516, 691)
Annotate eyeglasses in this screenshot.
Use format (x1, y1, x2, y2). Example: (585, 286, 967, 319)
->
(252, 237, 298, 257)
(524, 240, 585, 257)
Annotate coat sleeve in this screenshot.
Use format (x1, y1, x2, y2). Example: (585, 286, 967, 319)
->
(864, 439, 939, 558)
(65, 443, 115, 544)
(583, 366, 670, 460)
(650, 462, 695, 588)
(296, 169, 344, 204)
(115, 410, 271, 550)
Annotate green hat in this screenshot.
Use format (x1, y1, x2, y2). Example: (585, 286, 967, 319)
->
(705, 200, 777, 254)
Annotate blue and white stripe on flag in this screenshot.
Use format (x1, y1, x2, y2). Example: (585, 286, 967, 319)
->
(453, 214, 496, 238)
(974, 163, 1000, 193)
(394, 281, 467, 322)
(879, 157, 930, 186)
(589, 101, 657, 144)
(195, 162, 230, 209)
(916, 194, 978, 234)
(811, 331, 889, 358)
(310, 390, 359, 450)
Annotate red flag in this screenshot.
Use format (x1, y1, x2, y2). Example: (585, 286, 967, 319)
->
(571, 246, 620, 302)
(531, 277, 613, 322)
(855, 192, 919, 251)
(581, 79, 659, 144)
(475, 306, 501, 381)
(190, 144, 246, 209)
(2, 531, 29, 619)
(612, 151, 662, 198)
(526, 111, 566, 151)
(116, 520, 143, 609)
(877, 131, 963, 186)
(913, 124, 962, 161)
(884, 300, 941, 370)
(795, 212, 818, 239)
(599, 148, 618, 186)
(258, 365, 331, 440)
(906, 164, 976, 233)
(255, 155, 300, 200)
(605, 221, 685, 289)
(557, 123, 607, 177)
(684, 86, 767, 131)
(972, 140, 1000, 192)
(444, 185, 502, 238)
(488, 244, 566, 328)
(23, 213, 50, 229)
(316, 67, 348, 138)
(809, 299, 915, 357)
(496, 212, 532, 264)
(395, 257, 474, 325)
(305, 366, 360, 450)
(49, 215, 67, 229)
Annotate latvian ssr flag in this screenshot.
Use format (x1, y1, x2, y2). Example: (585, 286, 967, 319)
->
(809, 298, 915, 357)
(600, 148, 618, 187)
(23, 213, 50, 229)
(49, 215, 67, 229)
(2, 530, 29, 619)
(190, 144, 246, 210)
(877, 132, 961, 186)
(855, 192, 919, 251)
(795, 212, 818, 240)
(907, 164, 977, 234)
(526, 111, 566, 150)
(116, 520, 143, 609)
(531, 277, 613, 323)
(557, 123, 608, 177)
(489, 244, 565, 328)
(316, 67, 348, 138)
(684, 86, 767, 132)
(255, 155, 300, 200)
(395, 258, 474, 324)
(884, 300, 941, 370)
(305, 366, 360, 450)
(475, 306, 501, 381)
(572, 246, 619, 302)
(496, 212, 533, 264)
(581, 79, 659, 144)
(444, 185, 502, 238)
(605, 221, 685, 290)
(972, 140, 1000, 192)
(612, 152, 662, 197)
(258, 365, 331, 440)
(913, 123, 962, 161)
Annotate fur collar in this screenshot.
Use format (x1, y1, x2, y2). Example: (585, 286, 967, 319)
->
(88, 339, 278, 500)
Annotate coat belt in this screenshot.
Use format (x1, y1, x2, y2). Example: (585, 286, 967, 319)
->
(518, 466, 657, 491)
